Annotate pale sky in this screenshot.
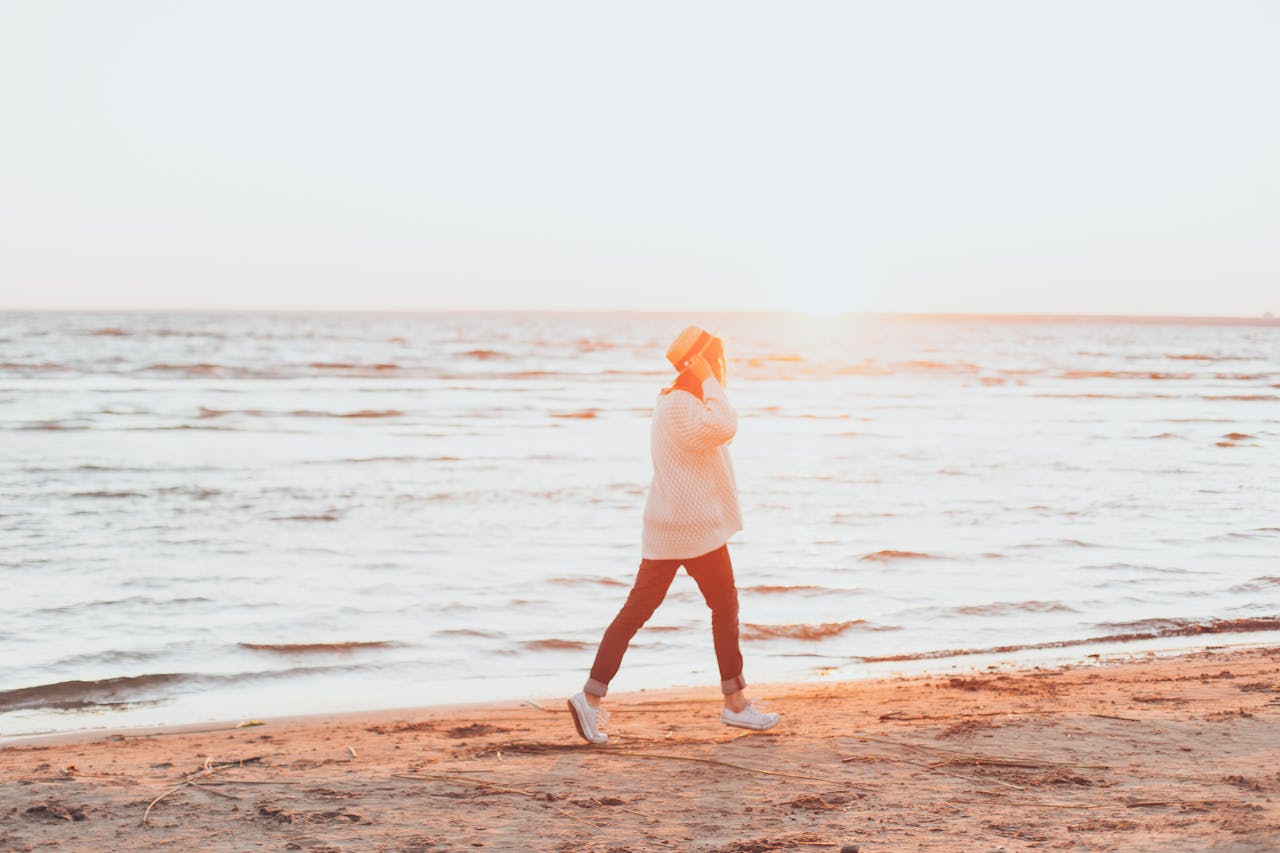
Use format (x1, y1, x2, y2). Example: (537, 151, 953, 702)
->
(1, 1, 1277, 316)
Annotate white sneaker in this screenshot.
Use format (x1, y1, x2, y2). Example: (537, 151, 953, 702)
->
(567, 692, 609, 744)
(721, 701, 779, 731)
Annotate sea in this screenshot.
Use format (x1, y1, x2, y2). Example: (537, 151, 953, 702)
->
(2, 311, 1277, 740)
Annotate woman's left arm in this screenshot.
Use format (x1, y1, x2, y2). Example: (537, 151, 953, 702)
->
(669, 377, 737, 450)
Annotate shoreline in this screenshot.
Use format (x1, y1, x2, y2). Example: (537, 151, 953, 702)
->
(5, 629, 1280, 749)
(6, 629, 1280, 750)
(3, 643, 1277, 851)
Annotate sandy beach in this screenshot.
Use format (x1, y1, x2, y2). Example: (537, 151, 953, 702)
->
(2, 644, 1277, 852)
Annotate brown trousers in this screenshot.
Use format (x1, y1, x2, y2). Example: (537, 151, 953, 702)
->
(584, 545, 746, 698)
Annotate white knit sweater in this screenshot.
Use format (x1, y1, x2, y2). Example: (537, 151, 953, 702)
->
(640, 377, 743, 560)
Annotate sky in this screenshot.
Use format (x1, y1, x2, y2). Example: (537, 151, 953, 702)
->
(1, 1, 1277, 316)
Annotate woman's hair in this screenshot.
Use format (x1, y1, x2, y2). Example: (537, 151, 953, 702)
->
(663, 368, 704, 400)
(703, 337, 726, 386)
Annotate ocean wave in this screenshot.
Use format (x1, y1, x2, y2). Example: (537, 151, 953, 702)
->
(858, 616, 1280, 664)
(1015, 538, 1101, 550)
(0, 674, 187, 712)
(1092, 617, 1193, 632)
(1078, 563, 1202, 574)
(308, 362, 400, 371)
(119, 424, 245, 431)
(1204, 394, 1278, 401)
(951, 600, 1079, 616)
(742, 356, 977, 376)
(82, 326, 230, 339)
(303, 455, 455, 465)
(140, 363, 264, 377)
(198, 406, 261, 418)
(1230, 576, 1280, 593)
(1062, 370, 1192, 380)
(150, 328, 228, 339)
(292, 409, 404, 419)
(33, 596, 212, 616)
(549, 576, 629, 587)
(898, 360, 980, 374)
(50, 648, 172, 668)
(131, 361, 412, 379)
(1032, 393, 1178, 400)
(573, 338, 618, 353)
(551, 409, 599, 419)
(741, 584, 834, 594)
(435, 629, 504, 638)
(196, 406, 406, 419)
(0, 362, 72, 371)
(859, 550, 938, 562)
(1207, 530, 1276, 542)
(495, 370, 564, 379)
(0, 662, 385, 713)
(239, 641, 396, 653)
(1167, 353, 1251, 361)
(156, 486, 220, 499)
(523, 638, 591, 651)
(741, 620, 898, 641)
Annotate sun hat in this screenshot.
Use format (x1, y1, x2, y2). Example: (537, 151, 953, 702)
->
(665, 325, 714, 372)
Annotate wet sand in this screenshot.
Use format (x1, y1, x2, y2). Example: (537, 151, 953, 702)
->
(2, 645, 1278, 852)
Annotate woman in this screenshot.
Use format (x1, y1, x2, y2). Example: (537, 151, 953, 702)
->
(567, 325, 779, 744)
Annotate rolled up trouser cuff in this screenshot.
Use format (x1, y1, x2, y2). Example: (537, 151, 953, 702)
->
(721, 674, 747, 695)
(583, 677, 609, 698)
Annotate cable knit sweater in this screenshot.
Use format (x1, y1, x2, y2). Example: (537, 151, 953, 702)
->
(641, 377, 743, 560)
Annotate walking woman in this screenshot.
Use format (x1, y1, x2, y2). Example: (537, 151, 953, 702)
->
(567, 325, 780, 744)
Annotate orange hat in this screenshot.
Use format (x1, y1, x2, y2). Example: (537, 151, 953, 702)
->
(665, 325, 714, 372)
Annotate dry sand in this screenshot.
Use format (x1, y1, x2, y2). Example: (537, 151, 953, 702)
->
(2, 645, 1278, 852)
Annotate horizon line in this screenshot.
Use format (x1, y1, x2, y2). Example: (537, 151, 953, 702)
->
(1, 307, 1277, 326)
